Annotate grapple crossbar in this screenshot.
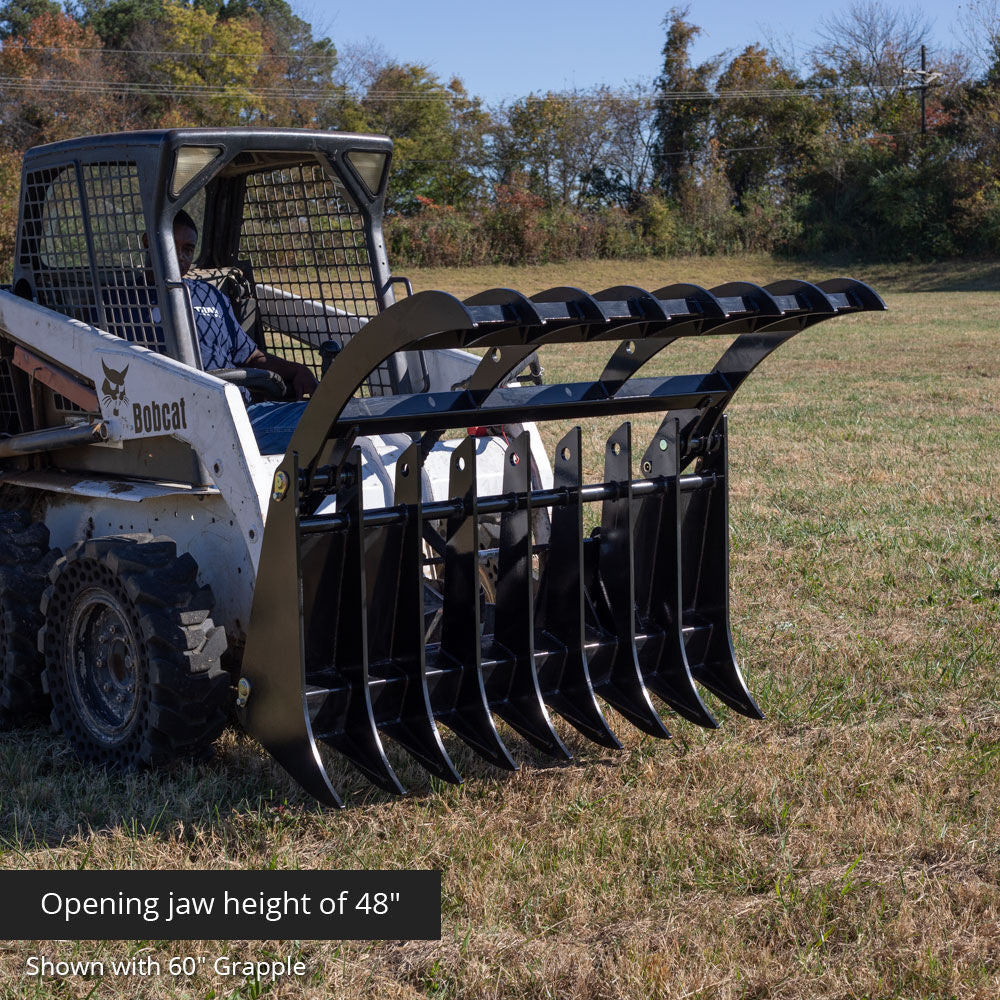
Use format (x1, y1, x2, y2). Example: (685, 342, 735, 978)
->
(240, 278, 885, 805)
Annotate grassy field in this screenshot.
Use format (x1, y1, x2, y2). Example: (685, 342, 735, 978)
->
(1, 254, 998, 999)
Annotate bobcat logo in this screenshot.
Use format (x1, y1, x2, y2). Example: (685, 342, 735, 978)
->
(101, 361, 129, 416)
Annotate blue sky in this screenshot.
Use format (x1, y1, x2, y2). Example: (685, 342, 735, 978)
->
(305, 0, 975, 103)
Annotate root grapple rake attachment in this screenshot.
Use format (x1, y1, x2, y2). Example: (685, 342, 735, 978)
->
(240, 278, 885, 805)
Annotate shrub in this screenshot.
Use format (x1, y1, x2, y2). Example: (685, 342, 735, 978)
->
(0, 150, 20, 284)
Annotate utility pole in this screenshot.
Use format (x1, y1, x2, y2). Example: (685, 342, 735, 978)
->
(905, 45, 942, 134)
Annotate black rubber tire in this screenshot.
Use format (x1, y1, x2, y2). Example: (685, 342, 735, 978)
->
(39, 535, 231, 768)
(0, 510, 59, 728)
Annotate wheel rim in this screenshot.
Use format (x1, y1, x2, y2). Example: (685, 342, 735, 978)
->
(64, 586, 141, 743)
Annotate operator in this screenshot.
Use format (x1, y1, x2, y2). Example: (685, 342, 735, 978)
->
(172, 210, 316, 453)
(172, 210, 317, 399)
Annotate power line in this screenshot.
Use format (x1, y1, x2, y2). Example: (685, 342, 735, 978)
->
(12, 44, 334, 60)
(0, 73, 925, 106)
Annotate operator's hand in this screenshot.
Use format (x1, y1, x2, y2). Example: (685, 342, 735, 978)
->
(290, 364, 319, 400)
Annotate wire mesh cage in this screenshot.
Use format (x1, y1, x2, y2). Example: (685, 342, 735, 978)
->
(21, 166, 93, 323)
(237, 158, 393, 395)
(18, 162, 165, 354)
(0, 351, 21, 434)
(82, 162, 164, 353)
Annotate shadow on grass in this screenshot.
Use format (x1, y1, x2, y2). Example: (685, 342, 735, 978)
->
(0, 726, 322, 850)
(820, 257, 1000, 293)
(0, 720, 616, 850)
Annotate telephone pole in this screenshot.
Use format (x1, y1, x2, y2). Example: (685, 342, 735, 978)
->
(905, 45, 942, 134)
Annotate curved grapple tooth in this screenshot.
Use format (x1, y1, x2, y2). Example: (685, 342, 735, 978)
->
(239, 450, 346, 808)
(535, 427, 621, 749)
(436, 436, 517, 770)
(310, 449, 406, 795)
(592, 422, 670, 739)
(489, 431, 570, 760)
(633, 418, 717, 729)
(677, 418, 763, 720)
(372, 443, 462, 784)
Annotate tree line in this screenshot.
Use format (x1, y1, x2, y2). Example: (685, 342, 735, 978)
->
(0, 0, 998, 276)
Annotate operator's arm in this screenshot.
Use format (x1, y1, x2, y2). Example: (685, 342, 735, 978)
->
(188, 279, 318, 400)
(242, 349, 318, 400)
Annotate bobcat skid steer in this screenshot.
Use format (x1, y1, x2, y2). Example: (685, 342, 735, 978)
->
(0, 129, 885, 805)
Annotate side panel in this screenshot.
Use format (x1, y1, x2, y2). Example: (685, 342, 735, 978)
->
(0, 290, 269, 567)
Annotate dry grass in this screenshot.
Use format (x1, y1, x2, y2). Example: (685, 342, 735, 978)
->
(1, 255, 998, 999)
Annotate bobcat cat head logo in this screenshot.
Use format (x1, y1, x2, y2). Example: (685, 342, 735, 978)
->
(101, 361, 129, 416)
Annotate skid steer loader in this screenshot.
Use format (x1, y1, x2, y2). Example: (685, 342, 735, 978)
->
(0, 128, 884, 806)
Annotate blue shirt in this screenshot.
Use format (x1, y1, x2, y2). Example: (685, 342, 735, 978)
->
(185, 278, 257, 370)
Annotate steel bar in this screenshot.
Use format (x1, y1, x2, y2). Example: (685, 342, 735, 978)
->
(327, 372, 731, 438)
(300, 470, 721, 535)
(0, 419, 107, 457)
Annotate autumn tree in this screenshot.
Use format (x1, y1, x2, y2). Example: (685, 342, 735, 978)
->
(220, 0, 340, 127)
(76, 0, 164, 49)
(956, 0, 1000, 76)
(0, 11, 132, 149)
(584, 84, 659, 209)
(146, 0, 267, 125)
(810, 0, 930, 139)
(0, 0, 61, 39)
(651, 6, 719, 198)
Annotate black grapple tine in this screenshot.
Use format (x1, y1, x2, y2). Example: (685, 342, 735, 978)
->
(535, 428, 621, 749)
(311, 449, 406, 794)
(376, 443, 462, 784)
(490, 431, 570, 760)
(633, 419, 718, 728)
(437, 436, 518, 770)
(594, 422, 671, 738)
(815, 277, 887, 311)
(680, 417, 764, 718)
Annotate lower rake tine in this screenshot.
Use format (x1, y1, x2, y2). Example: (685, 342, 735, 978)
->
(596, 422, 671, 739)
(380, 443, 461, 784)
(635, 419, 717, 729)
(316, 449, 406, 795)
(491, 430, 570, 760)
(535, 427, 621, 749)
(439, 436, 518, 770)
(684, 417, 764, 720)
(261, 735, 344, 809)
